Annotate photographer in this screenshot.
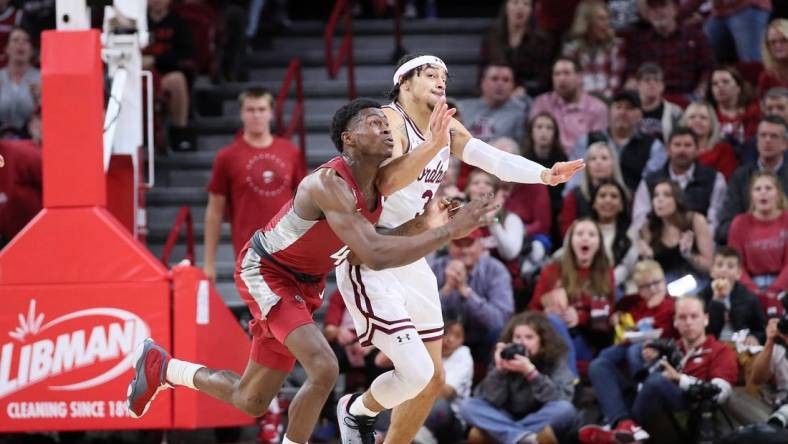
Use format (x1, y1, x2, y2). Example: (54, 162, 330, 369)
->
(750, 317, 788, 410)
(460, 311, 577, 444)
(580, 296, 739, 443)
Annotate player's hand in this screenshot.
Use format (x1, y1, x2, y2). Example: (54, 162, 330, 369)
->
(422, 197, 452, 229)
(541, 160, 585, 186)
(203, 262, 217, 283)
(447, 194, 497, 239)
(426, 96, 456, 149)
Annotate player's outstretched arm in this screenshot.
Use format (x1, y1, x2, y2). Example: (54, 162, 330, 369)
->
(308, 170, 491, 270)
(375, 97, 455, 196)
(449, 122, 585, 186)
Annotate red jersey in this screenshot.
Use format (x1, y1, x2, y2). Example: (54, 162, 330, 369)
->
(677, 335, 738, 385)
(207, 135, 306, 255)
(697, 141, 738, 181)
(251, 156, 383, 277)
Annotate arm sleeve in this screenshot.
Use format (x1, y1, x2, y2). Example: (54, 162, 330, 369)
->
(461, 137, 548, 184)
(631, 180, 652, 234)
(464, 260, 514, 331)
(530, 360, 575, 402)
(530, 263, 559, 311)
(489, 213, 525, 261)
(644, 140, 667, 177)
(707, 172, 727, 236)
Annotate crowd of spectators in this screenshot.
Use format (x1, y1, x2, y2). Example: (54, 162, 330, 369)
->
(2, 0, 788, 443)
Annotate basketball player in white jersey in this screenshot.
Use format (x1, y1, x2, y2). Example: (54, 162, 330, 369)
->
(336, 55, 584, 444)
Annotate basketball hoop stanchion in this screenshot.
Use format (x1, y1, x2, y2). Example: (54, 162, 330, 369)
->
(0, 5, 252, 433)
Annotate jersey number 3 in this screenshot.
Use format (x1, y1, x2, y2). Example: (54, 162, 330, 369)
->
(330, 245, 352, 266)
(415, 190, 434, 217)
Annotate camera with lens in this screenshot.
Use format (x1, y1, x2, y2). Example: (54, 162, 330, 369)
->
(687, 381, 722, 444)
(500, 343, 528, 360)
(635, 338, 684, 382)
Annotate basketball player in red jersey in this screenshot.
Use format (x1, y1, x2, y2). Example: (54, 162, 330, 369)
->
(125, 99, 492, 444)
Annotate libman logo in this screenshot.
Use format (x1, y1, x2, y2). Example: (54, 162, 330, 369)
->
(0, 299, 150, 399)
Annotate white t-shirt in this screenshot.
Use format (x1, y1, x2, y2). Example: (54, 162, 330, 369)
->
(443, 345, 474, 419)
(769, 343, 788, 393)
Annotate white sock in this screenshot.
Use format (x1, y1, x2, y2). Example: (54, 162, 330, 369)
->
(165, 358, 204, 390)
(282, 436, 305, 444)
(349, 395, 379, 417)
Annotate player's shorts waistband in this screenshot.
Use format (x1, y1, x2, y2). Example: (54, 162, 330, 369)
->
(250, 232, 322, 284)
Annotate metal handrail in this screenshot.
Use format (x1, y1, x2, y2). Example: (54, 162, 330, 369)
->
(275, 58, 306, 164)
(160, 206, 195, 266)
(324, 0, 356, 99)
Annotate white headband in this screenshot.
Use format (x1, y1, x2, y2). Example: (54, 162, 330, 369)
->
(392, 55, 448, 85)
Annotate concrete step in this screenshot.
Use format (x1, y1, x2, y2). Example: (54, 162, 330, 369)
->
(281, 18, 493, 37)
(272, 33, 483, 53)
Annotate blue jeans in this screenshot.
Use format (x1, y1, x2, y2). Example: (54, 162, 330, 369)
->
(460, 397, 577, 444)
(548, 314, 578, 377)
(597, 343, 647, 379)
(632, 372, 689, 424)
(704, 6, 770, 62)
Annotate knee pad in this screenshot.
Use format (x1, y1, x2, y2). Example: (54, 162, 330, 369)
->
(369, 329, 435, 408)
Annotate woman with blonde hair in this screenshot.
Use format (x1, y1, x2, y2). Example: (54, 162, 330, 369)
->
(558, 141, 629, 237)
(758, 19, 788, 96)
(561, 0, 626, 99)
(727, 171, 788, 299)
(680, 101, 738, 180)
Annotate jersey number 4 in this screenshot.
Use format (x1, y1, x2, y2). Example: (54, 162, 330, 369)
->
(330, 245, 352, 266)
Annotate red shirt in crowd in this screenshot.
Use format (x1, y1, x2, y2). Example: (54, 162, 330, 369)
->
(505, 183, 552, 237)
(716, 104, 760, 147)
(727, 211, 788, 295)
(207, 135, 306, 255)
(677, 335, 739, 386)
(529, 261, 615, 329)
(616, 294, 677, 339)
(0, 140, 41, 242)
(697, 142, 738, 181)
(757, 70, 788, 98)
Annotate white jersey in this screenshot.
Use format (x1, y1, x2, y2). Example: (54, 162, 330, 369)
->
(379, 102, 451, 228)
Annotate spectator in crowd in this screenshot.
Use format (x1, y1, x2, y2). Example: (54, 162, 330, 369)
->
(764, 87, 788, 123)
(583, 260, 676, 444)
(707, 66, 761, 147)
(530, 218, 616, 363)
(728, 171, 788, 299)
(0, 28, 39, 134)
(637, 179, 714, 289)
(569, 90, 667, 193)
(632, 127, 727, 235)
(559, 141, 629, 238)
(460, 312, 577, 444)
(465, 167, 525, 264)
(680, 101, 739, 180)
(579, 296, 738, 443)
(19, 0, 54, 48)
(417, 314, 474, 444)
(429, 229, 514, 362)
(531, 57, 609, 154)
(480, 0, 555, 97)
(0, 137, 41, 248)
(522, 111, 569, 243)
(460, 63, 529, 144)
(750, 317, 788, 408)
(562, 0, 626, 99)
(636, 62, 684, 143)
(0, 0, 21, 68)
(679, 0, 771, 64)
(625, 0, 713, 99)
(203, 88, 305, 282)
(716, 115, 788, 243)
(590, 179, 638, 287)
(145, 0, 195, 151)
(701, 247, 766, 344)
(758, 18, 788, 96)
